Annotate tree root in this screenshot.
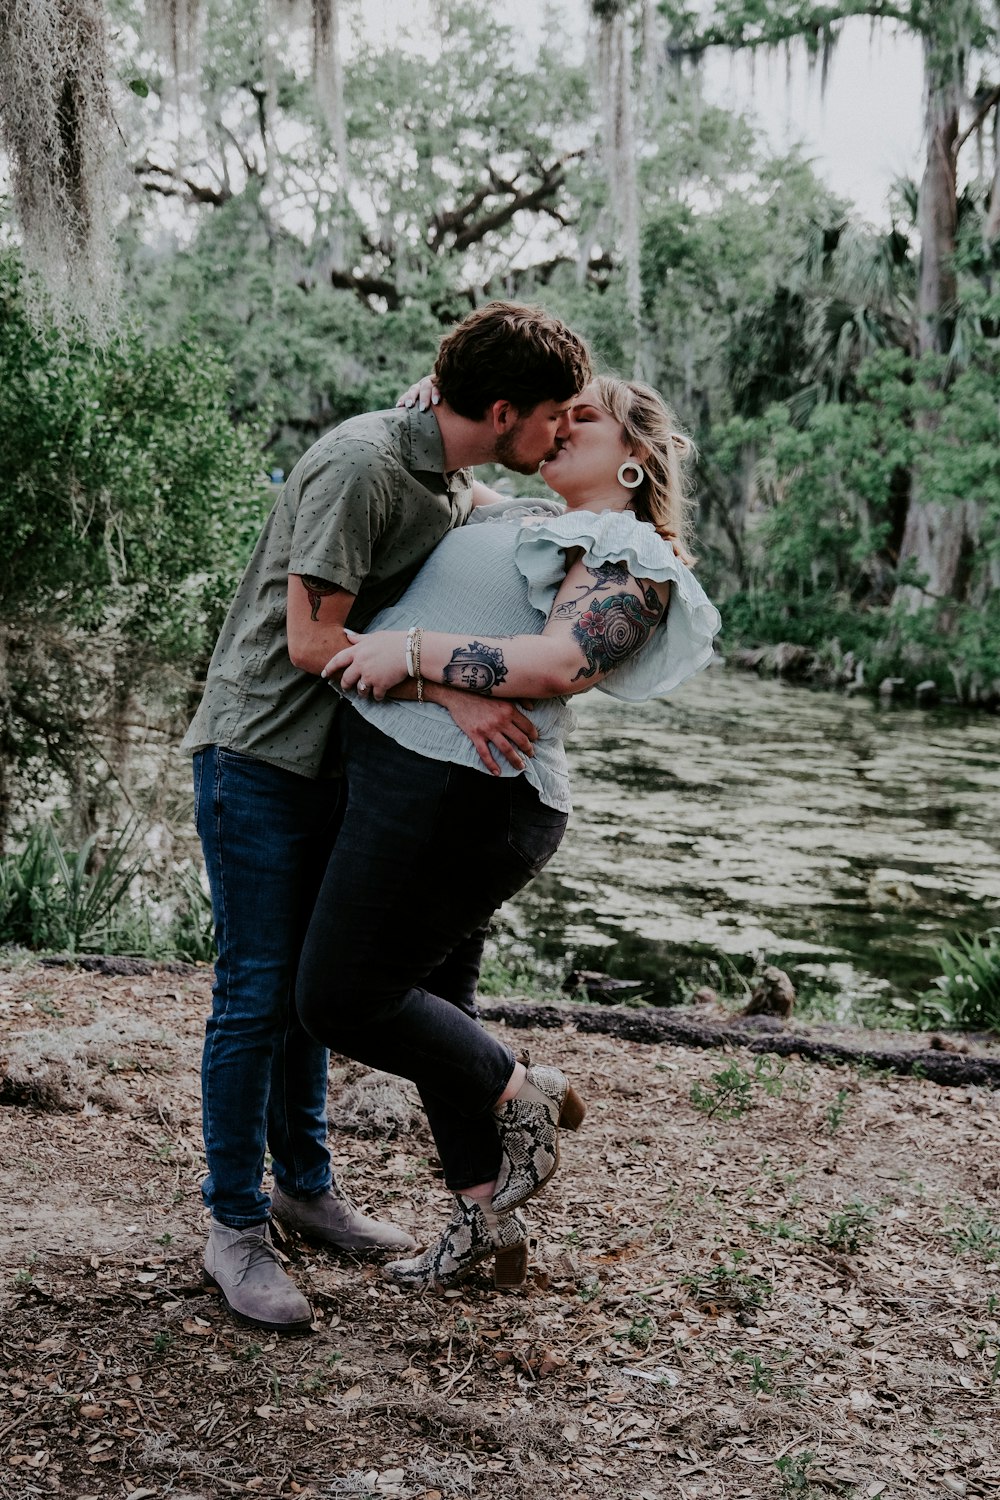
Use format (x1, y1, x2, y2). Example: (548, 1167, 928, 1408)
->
(478, 1000, 1000, 1089)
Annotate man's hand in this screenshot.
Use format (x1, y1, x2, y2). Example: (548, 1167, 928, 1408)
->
(428, 687, 538, 776)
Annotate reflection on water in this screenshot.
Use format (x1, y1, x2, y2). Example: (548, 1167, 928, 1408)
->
(504, 667, 1000, 1013)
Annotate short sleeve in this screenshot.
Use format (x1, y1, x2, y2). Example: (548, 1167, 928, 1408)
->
(513, 508, 721, 701)
(288, 438, 393, 592)
(467, 496, 565, 527)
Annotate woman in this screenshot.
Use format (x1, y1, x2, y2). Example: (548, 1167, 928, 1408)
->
(295, 376, 720, 1291)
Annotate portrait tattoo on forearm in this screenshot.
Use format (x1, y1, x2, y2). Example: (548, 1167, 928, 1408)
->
(571, 586, 664, 681)
(443, 642, 509, 695)
(300, 575, 341, 622)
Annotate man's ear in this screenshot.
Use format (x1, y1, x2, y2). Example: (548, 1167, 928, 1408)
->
(489, 399, 517, 433)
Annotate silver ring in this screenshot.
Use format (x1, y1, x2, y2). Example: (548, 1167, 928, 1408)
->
(357, 680, 367, 695)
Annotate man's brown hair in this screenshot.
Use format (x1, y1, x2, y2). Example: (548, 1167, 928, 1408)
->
(433, 301, 592, 418)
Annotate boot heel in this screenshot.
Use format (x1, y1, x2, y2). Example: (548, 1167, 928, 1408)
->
(559, 1086, 586, 1131)
(494, 1241, 528, 1289)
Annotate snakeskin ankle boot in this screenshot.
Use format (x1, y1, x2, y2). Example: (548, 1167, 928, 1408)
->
(384, 1196, 528, 1291)
(492, 1063, 586, 1215)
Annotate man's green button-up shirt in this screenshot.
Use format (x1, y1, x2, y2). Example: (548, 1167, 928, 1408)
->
(181, 405, 472, 776)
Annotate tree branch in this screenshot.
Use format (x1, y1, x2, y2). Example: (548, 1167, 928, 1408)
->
(296, 267, 401, 310)
(665, 1, 914, 59)
(428, 152, 585, 254)
(955, 86, 1000, 157)
(133, 160, 234, 207)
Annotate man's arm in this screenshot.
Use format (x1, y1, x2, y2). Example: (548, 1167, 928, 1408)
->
(471, 479, 508, 508)
(287, 573, 537, 774)
(287, 574, 357, 674)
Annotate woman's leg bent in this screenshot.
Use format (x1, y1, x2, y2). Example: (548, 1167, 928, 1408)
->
(418, 924, 504, 1192)
(296, 711, 567, 1185)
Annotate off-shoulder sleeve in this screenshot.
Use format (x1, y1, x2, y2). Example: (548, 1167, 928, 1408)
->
(513, 508, 722, 701)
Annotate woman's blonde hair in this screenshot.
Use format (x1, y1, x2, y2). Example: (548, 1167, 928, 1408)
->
(592, 375, 696, 564)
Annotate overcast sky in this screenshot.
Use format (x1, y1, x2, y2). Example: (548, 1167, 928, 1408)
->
(359, 0, 927, 226)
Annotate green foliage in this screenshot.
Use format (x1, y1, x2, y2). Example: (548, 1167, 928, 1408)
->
(0, 250, 265, 644)
(682, 1249, 772, 1311)
(820, 1202, 876, 1254)
(946, 1211, 1000, 1263)
(825, 1088, 852, 1134)
(919, 929, 1000, 1032)
(690, 1055, 785, 1119)
(0, 819, 214, 959)
(774, 1450, 817, 1497)
(731, 1348, 774, 1392)
(0, 821, 145, 953)
(0, 247, 266, 837)
(715, 346, 1000, 696)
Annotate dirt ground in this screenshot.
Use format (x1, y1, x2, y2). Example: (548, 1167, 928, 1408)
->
(1, 959, 998, 1500)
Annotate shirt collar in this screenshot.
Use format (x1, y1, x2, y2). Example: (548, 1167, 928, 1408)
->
(404, 403, 448, 476)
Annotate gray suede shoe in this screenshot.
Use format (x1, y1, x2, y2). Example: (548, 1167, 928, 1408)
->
(203, 1221, 313, 1333)
(271, 1182, 416, 1254)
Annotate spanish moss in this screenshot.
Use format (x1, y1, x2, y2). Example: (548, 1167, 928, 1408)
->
(594, 0, 643, 374)
(0, 0, 121, 338)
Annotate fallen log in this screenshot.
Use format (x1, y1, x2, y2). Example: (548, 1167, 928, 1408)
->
(477, 1000, 1000, 1089)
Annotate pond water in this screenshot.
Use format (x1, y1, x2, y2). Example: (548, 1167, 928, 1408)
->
(502, 667, 1000, 1020)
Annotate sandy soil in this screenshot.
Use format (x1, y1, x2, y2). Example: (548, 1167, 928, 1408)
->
(1, 959, 998, 1500)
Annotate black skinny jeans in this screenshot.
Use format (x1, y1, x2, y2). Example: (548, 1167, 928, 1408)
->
(296, 707, 568, 1190)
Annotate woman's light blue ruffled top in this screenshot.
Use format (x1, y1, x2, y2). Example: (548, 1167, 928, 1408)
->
(351, 498, 721, 812)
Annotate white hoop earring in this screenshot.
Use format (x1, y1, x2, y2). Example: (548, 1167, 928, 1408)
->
(617, 461, 645, 489)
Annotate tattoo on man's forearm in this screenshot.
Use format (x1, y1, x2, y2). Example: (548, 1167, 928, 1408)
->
(300, 575, 341, 622)
(442, 641, 509, 695)
(571, 590, 663, 681)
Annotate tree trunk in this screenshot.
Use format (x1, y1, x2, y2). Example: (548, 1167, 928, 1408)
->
(894, 32, 973, 615)
(915, 41, 960, 359)
(0, 628, 11, 854)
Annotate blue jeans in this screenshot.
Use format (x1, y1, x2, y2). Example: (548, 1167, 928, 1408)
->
(296, 707, 568, 1191)
(194, 745, 344, 1227)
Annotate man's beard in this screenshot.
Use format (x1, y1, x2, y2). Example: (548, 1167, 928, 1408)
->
(494, 425, 558, 475)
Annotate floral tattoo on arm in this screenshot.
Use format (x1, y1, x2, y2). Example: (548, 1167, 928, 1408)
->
(555, 563, 665, 683)
(571, 591, 662, 680)
(300, 575, 342, 622)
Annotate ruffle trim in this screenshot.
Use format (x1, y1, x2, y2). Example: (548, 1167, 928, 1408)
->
(513, 508, 721, 701)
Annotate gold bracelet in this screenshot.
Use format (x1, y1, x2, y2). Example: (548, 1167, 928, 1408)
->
(413, 627, 424, 702)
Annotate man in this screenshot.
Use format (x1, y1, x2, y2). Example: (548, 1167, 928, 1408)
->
(182, 302, 591, 1331)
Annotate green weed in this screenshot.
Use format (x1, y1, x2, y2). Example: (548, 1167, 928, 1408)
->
(947, 1211, 1000, 1263)
(731, 1348, 774, 1392)
(619, 1314, 657, 1350)
(825, 1087, 852, 1133)
(775, 1451, 817, 1495)
(0, 819, 217, 960)
(820, 1202, 876, 1253)
(682, 1249, 772, 1311)
(749, 1217, 805, 1242)
(0, 819, 145, 953)
(690, 1056, 785, 1120)
(919, 927, 1000, 1031)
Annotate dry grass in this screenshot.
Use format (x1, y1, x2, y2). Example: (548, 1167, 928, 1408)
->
(1, 960, 998, 1499)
